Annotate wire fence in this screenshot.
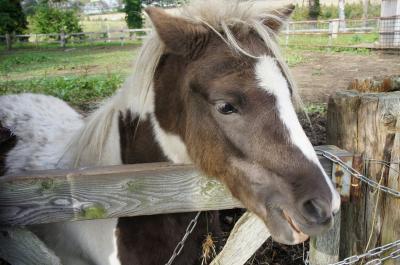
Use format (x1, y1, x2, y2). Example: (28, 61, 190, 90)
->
(306, 150, 400, 265)
(1, 16, 399, 50)
(282, 16, 400, 49)
(0, 29, 152, 50)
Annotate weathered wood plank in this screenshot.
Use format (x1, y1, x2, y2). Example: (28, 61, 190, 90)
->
(0, 163, 242, 226)
(0, 226, 61, 265)
(210, 211, 270, 265)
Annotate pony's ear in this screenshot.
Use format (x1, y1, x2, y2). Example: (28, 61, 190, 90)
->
(264, 4, 295, 32)
(145, 7, 209, 56)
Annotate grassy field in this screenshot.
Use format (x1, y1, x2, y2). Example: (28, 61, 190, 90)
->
(0, 44, 141, 109)
(0, 42, 311, 109)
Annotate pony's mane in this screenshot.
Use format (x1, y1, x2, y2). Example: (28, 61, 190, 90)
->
(67, 0, 300, 167)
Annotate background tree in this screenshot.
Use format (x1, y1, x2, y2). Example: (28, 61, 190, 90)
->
(0, 0, 28, 35)
(124, 0, 142, 28)
(29, 3, 82, 35)
(308, 0, 321, 20)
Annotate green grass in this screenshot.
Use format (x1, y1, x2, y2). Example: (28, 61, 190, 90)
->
(282, 33, 378, 48)
(0, 45, 138, 81)
(0, 44, 139, 109)
(80, 20, 128, 32)
(283, 48, 307, 66)
(304, 103, 327, 114)
(0, 75, 123, 109)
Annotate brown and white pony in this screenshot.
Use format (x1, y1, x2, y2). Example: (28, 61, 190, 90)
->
(0, 1, 340, 264)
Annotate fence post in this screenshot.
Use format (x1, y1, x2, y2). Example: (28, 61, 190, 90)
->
(107, 24, 111, 43)
(285, 23, 290, 47)
(60, 31, 66, 48)
(309, 145, 353, 265)
(5, 33, 11, 50)
(327, 82, 400, 261)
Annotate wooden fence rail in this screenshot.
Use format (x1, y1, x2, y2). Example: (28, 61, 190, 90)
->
(0, 145, 351, 265)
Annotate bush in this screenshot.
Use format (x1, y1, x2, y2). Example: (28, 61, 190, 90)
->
(29, 5, 82, 35)
(292, 2, 381, 21)
(308, 0, 321, 20)
(0, 0, 28, 34)
(124, 0, 142, 29)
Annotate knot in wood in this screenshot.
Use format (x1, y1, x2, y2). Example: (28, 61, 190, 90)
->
(381, 113, 395, 126)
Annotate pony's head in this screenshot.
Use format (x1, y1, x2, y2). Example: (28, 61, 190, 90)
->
(142, 1, 340, 245)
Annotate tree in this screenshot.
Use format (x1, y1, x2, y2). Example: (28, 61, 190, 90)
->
(0, 0, 28, 34)
(29, 4, 82, 35)
(124, 0, 142, 29)
(308, 0, 321, 20)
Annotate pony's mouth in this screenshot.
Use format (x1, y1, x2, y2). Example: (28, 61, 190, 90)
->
(282, 210, 302, 234)
(279, 209, 309, 244)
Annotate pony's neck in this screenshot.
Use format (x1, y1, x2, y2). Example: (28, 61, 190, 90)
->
(117, 108, 192, 165)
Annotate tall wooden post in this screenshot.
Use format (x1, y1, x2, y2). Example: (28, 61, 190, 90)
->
(327, 79, 400, 263)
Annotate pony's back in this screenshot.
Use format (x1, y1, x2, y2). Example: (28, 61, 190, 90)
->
(0, 93, 84, 175)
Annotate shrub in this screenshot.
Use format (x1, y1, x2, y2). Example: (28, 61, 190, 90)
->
(124, 0, 142, 29)
(292, 2, 381, 21)
(308, 0, 321, 20)
(29, 4, 82, 35)
(0, 0, 28, 34)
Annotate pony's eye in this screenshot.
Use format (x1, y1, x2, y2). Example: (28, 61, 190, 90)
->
(216, 102, 238, 115)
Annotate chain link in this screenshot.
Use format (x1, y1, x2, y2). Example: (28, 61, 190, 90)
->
(303, 150, 400, 265)
(165, 211, 201, 265)
(328, 240, 400, 265)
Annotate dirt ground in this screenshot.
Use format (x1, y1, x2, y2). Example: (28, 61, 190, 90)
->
(292, 51, 400, 103)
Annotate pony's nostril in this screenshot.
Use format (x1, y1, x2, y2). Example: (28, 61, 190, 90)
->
(302, 199, 331, 224)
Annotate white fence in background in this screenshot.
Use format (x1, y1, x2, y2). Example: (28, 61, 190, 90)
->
(1, 16, 399, 49)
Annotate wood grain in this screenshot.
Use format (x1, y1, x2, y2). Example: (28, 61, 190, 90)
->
(210, 211, 270, 265)
(0, 163, 242, 226)
(0, 227, 61, 265)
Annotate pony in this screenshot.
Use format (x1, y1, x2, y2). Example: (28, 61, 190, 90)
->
(0, 1, 340, 264)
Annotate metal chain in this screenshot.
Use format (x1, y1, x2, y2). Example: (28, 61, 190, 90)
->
(165, 211, 202, 265)
(328, 240, 400, 265)
(303, 150, 400, 265)
(315, 149, 400, 198)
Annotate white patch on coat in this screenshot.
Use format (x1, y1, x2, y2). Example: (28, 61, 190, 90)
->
(31, 219, 120, 265)
(255, 56, 340, 212)
(150, 114, 192, 164)
(0, 93, 84, 173)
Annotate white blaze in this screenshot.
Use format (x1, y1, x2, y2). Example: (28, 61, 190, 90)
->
(255, 55, 340, 212)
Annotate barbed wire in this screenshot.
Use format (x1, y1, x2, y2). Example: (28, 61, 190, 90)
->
(315, 150, 400, 198)
(303, 150, 400, 265)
